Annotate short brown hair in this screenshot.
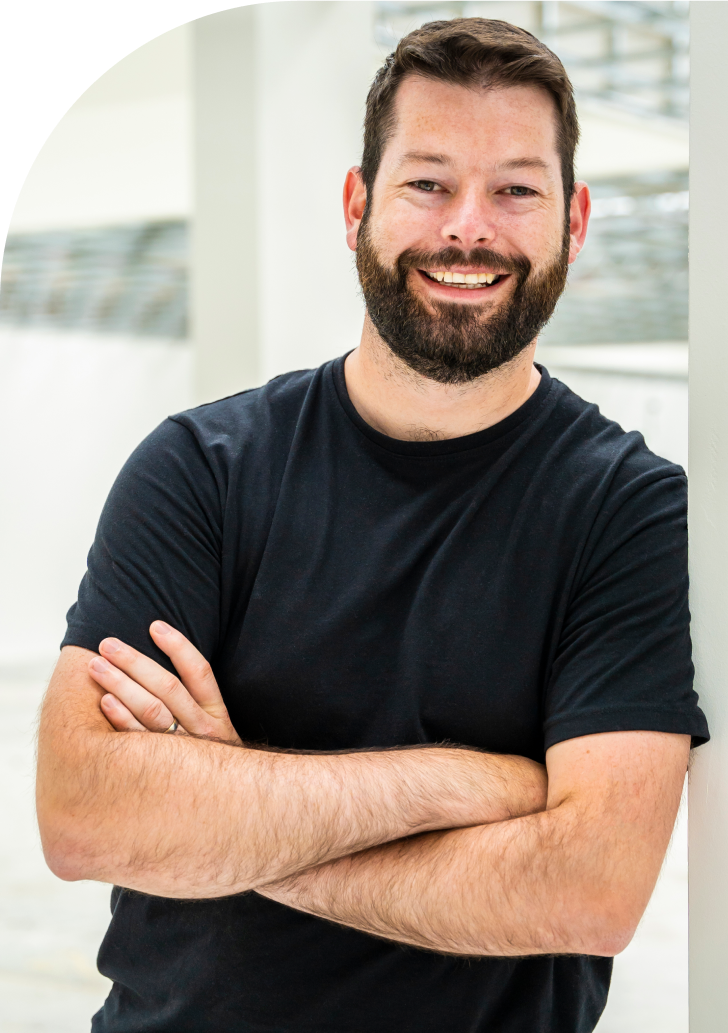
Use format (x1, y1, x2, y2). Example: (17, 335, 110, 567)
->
(362, 18, 578, 204)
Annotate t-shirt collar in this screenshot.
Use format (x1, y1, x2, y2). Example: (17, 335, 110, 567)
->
(330, 353, 554, 458)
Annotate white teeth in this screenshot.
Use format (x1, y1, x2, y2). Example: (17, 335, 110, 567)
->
(425, 270, 502, 287)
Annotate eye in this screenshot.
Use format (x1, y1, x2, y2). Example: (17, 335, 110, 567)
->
(410, 180, 442, 193)
(504, 185, 537, 197)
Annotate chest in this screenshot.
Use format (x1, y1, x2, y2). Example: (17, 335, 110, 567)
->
(217, 452, 574, 760)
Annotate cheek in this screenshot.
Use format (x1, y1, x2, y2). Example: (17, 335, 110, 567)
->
(503, 212, 563, 268)
(362, 224, 408, 274)
(374, 199, 440, 255)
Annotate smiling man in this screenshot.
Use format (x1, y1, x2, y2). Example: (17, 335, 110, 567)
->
(37, 19, 707, 1033)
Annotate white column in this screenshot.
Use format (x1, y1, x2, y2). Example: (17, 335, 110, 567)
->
(191, 2, 375, 403)
(255, 1, 373, 382)
(688, 3, 728, 1027)
(191, 6, 261, 404)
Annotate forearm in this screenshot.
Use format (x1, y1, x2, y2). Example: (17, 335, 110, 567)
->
(38, 651, 547, 898)
(39, 717, 478, 899)
(258, 731, 689, 958)
(257, 802, 651, 958)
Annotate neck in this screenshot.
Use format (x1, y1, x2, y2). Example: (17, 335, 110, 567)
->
(344, 314, 541, 442)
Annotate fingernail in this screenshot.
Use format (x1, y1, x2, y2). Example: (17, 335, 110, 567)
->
(90, 657, 110, 674)
(100, 638, 120, 654)
(152, 621, 171, 635)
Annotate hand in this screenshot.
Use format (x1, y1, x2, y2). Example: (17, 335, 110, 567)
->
(88, 622, 243, 745)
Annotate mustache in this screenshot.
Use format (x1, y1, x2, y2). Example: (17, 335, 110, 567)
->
(355, 221, 569, 385)
(396, 246, 532, 281)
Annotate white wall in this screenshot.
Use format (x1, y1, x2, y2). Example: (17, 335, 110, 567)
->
(0, 330, 192, 671)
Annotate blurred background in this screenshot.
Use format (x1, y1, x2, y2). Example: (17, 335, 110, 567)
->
(0, 2, 689, 1030)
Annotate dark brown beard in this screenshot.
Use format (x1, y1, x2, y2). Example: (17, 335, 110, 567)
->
(356, 216, 570, 385)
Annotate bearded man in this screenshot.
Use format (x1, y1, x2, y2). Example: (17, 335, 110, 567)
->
(37, 18, 707, 1033)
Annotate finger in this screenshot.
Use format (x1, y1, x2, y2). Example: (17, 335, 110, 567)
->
(99, 692, 148, 733)
(148, 622, 229, 720)
(89, 655, 176, 733)
(97, 638, 215, 737)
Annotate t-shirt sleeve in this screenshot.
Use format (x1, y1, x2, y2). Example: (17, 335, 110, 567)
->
(543, 464, 709, 750)
(62, 416, 223, 672)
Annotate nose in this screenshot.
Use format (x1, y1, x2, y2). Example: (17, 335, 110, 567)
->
(440, 188, 498, 250)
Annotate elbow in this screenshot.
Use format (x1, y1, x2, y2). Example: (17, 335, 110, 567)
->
(43, 845, 87, 883)
(40, 827, 91, 883)
(571, 896, 641, 957)
(37, 756, 111, 884)
(465, 900, 638, 959)
(37, 805, 103, 883)
(582, 921, 636, 958)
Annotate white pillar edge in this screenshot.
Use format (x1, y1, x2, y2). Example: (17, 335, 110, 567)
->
(191, 6, 261, 404)
(688, 2, 728, 1028)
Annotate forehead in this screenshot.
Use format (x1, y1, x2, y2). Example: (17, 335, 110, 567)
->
(383, 76, 560, 173)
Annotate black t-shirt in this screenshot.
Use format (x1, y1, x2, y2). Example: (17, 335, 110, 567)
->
(63, 357, 708, 1033)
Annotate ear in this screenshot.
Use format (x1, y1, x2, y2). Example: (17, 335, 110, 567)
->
(344, 167, 367, 252)
(568, 182, 591, 264)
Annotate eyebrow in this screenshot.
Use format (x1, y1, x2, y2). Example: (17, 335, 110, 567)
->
(393, 152, 554, 176)
(393, 151, 451, 171)
(498, 157, 552, 174)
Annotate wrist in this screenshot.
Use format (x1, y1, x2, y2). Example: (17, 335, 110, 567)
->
(428, 749, 548, 828)
(510, 757, 548, 816)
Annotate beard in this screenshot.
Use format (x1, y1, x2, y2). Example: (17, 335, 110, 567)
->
(356, 215, 570, 386)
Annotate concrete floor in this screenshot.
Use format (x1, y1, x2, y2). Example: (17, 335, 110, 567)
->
(0, 676, 688, 1033)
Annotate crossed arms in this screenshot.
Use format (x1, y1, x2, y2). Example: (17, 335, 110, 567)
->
(36, 623, 690, 958)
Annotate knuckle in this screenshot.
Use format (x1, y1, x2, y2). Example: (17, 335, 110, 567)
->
(160, 674, 180, 696)
(140, 698, 167, 729)
(192, 658, 214, 683)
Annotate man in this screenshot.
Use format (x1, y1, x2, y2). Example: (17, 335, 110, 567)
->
(37, 18, 707, 1033)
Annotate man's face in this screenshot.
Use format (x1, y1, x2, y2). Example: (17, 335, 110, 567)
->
(351, 77, 586, 384)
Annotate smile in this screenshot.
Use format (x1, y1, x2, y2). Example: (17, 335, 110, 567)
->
(421, 270, 504, 290)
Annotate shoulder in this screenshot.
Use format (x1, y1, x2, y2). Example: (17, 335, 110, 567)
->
(111, 365, 326, 515)
(545, 372, 685, 489)
(137, 364, 327, 483)
(541, 375, 687, 562)
(169, 365, 321, 453)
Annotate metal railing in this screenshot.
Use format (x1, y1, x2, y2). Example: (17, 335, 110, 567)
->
(374, 1, 689, 122)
